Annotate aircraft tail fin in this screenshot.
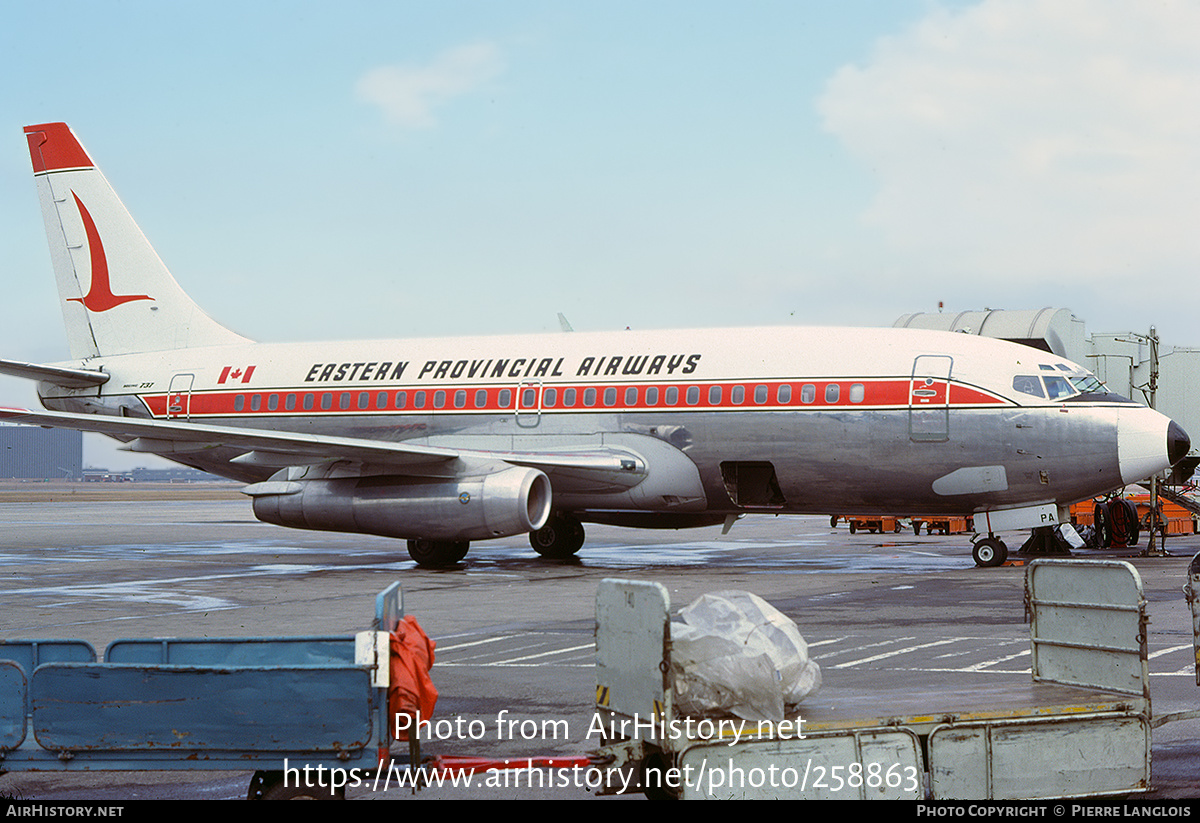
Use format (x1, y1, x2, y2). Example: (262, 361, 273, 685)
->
(24, 123, 250, 359)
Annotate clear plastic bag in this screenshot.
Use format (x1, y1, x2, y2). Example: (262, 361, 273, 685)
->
(669, 590, 821, 721)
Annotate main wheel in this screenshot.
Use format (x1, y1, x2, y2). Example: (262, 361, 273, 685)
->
(407, 539, 469, 567)
(972, 537, 1008, 568)
(529, 513, 585, 558)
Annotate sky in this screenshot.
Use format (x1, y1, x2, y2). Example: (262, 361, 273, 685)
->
(2, 0, 1199, 469)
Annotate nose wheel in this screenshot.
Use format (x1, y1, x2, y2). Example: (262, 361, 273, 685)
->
(972, 536, 1008, 567)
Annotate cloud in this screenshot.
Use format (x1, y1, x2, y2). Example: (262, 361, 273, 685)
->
(818, 0, 1200, 286)
(355, 42, 504, 129)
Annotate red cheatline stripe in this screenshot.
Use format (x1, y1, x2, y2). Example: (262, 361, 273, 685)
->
(143, 378, 1009, 418)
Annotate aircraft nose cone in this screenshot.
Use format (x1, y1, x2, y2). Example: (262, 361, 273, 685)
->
(1167, 420, 1190, 466)
(1118, 406, 1190, 484)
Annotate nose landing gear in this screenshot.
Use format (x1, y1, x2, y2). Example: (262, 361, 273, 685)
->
(971, 536, 1008, 567)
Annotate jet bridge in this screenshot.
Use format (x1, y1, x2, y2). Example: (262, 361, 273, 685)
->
(894, 307, 1086, 359)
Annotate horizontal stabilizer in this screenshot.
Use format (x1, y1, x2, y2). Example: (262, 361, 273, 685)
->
(0, 358, 109, 388)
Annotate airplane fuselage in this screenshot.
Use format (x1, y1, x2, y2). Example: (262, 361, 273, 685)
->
(39, 325, 1164, 523)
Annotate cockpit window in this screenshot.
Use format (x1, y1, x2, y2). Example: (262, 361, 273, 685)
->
(1014, 366, 1109, 402)
(1043, 375, 1075, 400)
(1069, 373, 1106, 394)
(1013, 375, 1045, 398)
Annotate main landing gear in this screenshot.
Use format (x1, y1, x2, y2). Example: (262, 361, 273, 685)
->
(528, 512, 586, 559)
(404, 513, 587, 568)
(406, 539, 470, 568)
(971, 535, 1008, 568)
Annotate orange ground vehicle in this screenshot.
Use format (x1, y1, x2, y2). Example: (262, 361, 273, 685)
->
(833, 515, 974, 535)
(838, 516, 903, 534)
(1070, 495, 1197, 546)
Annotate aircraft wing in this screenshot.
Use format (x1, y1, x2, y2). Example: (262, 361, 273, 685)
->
(0, 406, 649, 489)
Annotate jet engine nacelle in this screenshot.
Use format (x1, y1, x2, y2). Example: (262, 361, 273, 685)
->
(248, 465, 552, 541)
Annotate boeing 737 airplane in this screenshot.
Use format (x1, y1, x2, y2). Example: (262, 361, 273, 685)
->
(1, 122, 1190, 567)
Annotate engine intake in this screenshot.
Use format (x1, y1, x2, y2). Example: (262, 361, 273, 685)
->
(248, 466, 552, 542)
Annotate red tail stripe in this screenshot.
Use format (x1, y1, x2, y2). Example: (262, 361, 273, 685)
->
(25, 123, 94, 173)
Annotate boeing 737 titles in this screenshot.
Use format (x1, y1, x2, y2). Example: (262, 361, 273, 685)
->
(1, 123, 1189, 567)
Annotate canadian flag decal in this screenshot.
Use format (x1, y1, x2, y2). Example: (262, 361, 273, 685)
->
(218, 365, 256, 384)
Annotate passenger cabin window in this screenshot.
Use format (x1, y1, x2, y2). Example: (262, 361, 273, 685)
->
(686, 386, 700, 405)
(800, 384, 816, 404)
(394, 391, 407, 409)
(709, 386, 722, 405)
(665, 386, 679, 405)
(731, 385, 745, 405)
(475, 389, 488, 408)
(583, 388, 597, 407)
(645, 387, 659, 405)
(849, 383, 865, 403)
(563, 388, 577, 407)
(777, 384, 791, 404)
(454, 390, 466, 409)
(544, 388, 557, 407)
(754, 385, 768, 404)
(825, 384, 840, 403)
(603, 387, 617, 407)
(625, 387, 638, 406)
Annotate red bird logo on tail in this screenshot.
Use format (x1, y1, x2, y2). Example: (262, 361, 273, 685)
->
(67, 192, 154, 312)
